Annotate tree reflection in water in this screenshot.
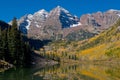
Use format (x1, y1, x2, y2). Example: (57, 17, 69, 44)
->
(0, 63, 120, 80)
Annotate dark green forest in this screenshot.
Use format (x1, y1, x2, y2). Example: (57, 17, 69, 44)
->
(0, 18, 32, 66)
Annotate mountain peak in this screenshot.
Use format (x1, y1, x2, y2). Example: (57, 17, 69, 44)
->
(34, 9, 48, 15)
(46, 6, 80, 28)
(56, 5, 61, 8)
(108, 9, 120, 12)
(107, 9, 120, 13)
(54, 6, 69, 13)
(33, 9, 48, 21)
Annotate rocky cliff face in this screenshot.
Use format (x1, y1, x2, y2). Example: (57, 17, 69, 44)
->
(45, 6, 80, 29)
(80, 10, 120, 33)
(18, 6, 120, 40)
(18, 6, 81, 40)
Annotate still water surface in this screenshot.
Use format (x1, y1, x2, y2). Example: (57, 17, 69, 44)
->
(0, 63, 120, 80)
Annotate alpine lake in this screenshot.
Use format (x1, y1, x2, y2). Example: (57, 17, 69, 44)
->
(0, 62, 120, 80)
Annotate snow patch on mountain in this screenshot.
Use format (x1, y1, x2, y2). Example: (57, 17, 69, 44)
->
(33, 9, 48, 21)
(117, 14, 120, 17)
(70, 22, 82, 27)
(109, 9, 120, 12)
(50, 6, 70, 16)
(26, 20, 31, 30)
(36, 9, 47, 14)
(27, 14, 33, 20)
(36, 24, 41, 28)
(57, 6, 69, 13)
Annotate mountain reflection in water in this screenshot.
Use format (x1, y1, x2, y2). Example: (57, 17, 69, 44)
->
(0, 63, 120, 80)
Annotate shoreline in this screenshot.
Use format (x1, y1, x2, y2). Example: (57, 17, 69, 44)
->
(0, 60, 13, 72)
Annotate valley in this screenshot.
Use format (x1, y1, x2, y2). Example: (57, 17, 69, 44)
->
(1, 5, 120, 80)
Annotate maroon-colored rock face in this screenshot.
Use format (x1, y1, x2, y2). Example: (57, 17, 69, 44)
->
(18, 6, 120, 40)
(80, 10, 119, 32)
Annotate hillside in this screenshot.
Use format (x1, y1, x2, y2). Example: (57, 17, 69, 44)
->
(39, 18, 120, 61)
(78, 18, 120, 60)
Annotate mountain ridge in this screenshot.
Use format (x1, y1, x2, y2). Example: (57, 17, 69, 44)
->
(40, 18, 120, 61)
(18, 6, 120, 41)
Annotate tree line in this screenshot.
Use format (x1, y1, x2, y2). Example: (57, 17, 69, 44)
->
(0, 18, 32, 66)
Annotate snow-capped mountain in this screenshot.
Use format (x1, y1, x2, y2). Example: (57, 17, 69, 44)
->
(18, 14, 32, 34)
(18, 6, 81, 39)
(18, 6, 120, 40)
(18, 9, 48, 34)
(45, 6, 80, 28)
(33, 9, 48, 21)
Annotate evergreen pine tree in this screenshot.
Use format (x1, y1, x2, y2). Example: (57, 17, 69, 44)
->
(1, 29, 9, 61)
(6, 18, 22, 65)
(7, 18, 17, 64)
(0, 26, 3, 59)
(23, 42, 32, 65)
(0, 18, 32, 66)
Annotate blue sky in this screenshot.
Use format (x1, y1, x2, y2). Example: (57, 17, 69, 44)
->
(0, 0, 120, 22)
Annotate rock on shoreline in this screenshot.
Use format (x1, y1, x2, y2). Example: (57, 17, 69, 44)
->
(0, 60, 13, 72)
